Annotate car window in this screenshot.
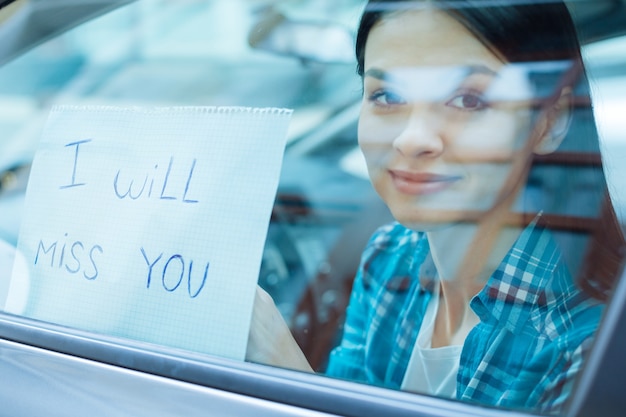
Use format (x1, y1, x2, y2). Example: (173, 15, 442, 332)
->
(584, 34, 626, 223)
(0, 0, 625, 416)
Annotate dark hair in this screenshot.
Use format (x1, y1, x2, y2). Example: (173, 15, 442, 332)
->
(356, 0, 582, 76)
(355, 0, 625, 300)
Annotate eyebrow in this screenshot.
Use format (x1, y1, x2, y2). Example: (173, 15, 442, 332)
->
(363, 68, 388, 81)
(363, 65, 499, 81)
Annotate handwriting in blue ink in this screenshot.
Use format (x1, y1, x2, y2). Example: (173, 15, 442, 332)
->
(114, 157, 199, 203)
(141, 247, 209, 298)
(34, 233, 103, 280)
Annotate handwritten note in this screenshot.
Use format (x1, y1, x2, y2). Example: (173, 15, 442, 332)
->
(5, 105, 292, 360)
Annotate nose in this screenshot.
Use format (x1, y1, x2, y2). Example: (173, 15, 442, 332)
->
(392, 106, 444, 158)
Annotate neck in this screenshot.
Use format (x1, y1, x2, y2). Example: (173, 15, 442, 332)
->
(426, 217, 522, 347)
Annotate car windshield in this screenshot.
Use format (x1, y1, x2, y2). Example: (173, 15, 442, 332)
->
(0, 1, 625, 415)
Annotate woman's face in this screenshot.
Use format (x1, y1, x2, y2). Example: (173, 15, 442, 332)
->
(359, 9, 537, 229)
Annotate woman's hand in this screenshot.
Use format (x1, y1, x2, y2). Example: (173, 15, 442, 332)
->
(246, 286, 313, 373)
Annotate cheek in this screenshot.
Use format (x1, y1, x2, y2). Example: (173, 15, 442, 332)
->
(464, 115, 528, 164)
(358, 117, 392, 194)
(357, 112, 390, 169)
(464, 148, 533, 209)
(357, 106, 409, 148)
(467, 112, 530, 152)
(356, 115, 371, 152)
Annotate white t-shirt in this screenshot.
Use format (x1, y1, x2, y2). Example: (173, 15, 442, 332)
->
(401, 282, 463, 397)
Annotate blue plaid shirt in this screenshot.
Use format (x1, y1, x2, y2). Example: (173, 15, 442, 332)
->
(326, 222, 604, 415)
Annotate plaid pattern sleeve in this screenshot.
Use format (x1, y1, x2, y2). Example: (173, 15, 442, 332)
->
(326, 221, 604, 415)
(326, 222, 432, 388)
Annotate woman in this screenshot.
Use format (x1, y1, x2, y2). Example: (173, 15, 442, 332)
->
(248, 0, 625, 414)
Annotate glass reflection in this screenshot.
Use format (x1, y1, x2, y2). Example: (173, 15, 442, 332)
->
(249, 0, 626, 415)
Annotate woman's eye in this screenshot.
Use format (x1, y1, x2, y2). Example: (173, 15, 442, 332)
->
(368, 89, 406, 107)
(446, 92, 488, 111)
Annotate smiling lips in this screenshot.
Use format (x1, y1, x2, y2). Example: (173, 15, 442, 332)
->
(388, 170, 461, 195)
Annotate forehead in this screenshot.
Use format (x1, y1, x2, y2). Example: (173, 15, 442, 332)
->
(364, 9, 505, 71)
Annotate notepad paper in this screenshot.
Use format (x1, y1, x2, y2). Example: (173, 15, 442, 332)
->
(6, 105, 292, 360)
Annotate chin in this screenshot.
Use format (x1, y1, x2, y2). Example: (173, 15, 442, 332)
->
(390, 207, 459, 232)
(399, 219, 459, 232)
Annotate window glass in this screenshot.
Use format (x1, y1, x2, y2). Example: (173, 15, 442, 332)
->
(584, 34, 626, 223)
(0, 0, 625, 415)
